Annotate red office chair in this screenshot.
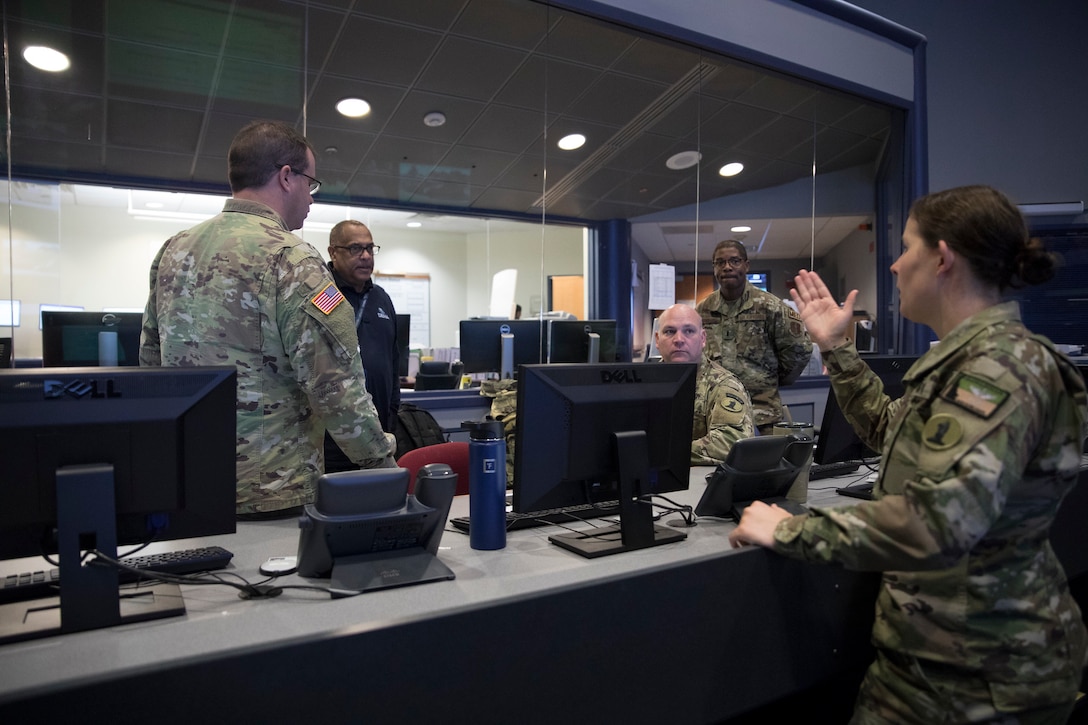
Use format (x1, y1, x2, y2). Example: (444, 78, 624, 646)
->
(397, 441, 472, 496)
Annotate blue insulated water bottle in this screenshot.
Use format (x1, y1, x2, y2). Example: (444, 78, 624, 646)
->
(464, 419, 507, 550)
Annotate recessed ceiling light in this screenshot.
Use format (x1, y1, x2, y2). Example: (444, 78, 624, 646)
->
(336, 97, 371, 118)
(666, 150, 701, 170)
(730, 225, 752, 233)
(719, 162, 744, 177)
(145, 202, 164, 210)
(23, 46, 69, 72)
(558, 134, 586, 151)
(406, 221, 422, 228)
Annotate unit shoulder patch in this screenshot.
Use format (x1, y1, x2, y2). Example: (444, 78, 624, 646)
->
(941, 372, 1009, 418)
(922, 413, 963, 450)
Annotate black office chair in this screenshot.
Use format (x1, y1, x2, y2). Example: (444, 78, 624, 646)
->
(414, 361, 462, 391)
(0, 337, 11, 368)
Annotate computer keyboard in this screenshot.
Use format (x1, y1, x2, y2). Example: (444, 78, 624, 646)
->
(808, 460, 862, 480)
(450, 501, 622, 533)
(0, 545, 234, 605)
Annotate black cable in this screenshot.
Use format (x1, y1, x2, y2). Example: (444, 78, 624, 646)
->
(644, 493, 695, 525)
(86, 550, 334, 600)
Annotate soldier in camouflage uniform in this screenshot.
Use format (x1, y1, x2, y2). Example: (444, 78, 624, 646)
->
(479, 378, 519, 486)
(140, 120, 395, 517)
(655, 304, 754, 465)
(730, 186, 1087, 723)
(696, 240, 812, 434)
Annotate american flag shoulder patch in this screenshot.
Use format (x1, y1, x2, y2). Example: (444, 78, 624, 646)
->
(311, 282, 345, 315)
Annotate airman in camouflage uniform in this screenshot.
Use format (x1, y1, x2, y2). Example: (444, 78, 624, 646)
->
(731, 186, 1088, 722)
(140, 121, 394, 516)
(656, 304, 755, 465)
(696, 240, 812, 433)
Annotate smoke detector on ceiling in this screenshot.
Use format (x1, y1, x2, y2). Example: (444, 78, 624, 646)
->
(423, 111, 447, 127)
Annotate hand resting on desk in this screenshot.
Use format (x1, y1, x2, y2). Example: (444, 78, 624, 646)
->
(727, 500, 795, 549)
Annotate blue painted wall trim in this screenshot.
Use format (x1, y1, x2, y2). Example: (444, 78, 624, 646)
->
(595, 219, 634, 362)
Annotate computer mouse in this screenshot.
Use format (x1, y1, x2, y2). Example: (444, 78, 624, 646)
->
(259, 556, 298, 576)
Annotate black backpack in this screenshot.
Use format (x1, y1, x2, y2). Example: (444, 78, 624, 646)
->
(394, 403, 447, 458)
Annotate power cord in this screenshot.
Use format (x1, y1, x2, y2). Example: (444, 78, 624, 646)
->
(86, 550, 335, 600)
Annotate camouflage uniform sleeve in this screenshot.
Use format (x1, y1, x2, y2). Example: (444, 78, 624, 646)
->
(773, 350, 1047, 572)
(138, 239, 168, 366)
(692, 370, 755, 465)
(772, 299, 812, 386)
(276, 250, 394, 466)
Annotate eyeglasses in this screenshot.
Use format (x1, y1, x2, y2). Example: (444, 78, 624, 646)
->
(712, 256, 747, 269)
(275, 164, 322, 194)
(332, 243, 380, 257)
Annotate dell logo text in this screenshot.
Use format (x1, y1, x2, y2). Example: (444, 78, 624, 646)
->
(599, 369, 642, 384)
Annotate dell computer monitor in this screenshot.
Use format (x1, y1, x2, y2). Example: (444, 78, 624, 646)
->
(546, 319, 618, 364)
(513, 362, 696, 558)
(0, 365, 237, 644)
(41, 310, 144, 367)
(459, 319, 545, 378)
(814, 355, 916, 465)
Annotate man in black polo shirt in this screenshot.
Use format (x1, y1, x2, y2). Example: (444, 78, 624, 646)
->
(323, 220, 401, 472)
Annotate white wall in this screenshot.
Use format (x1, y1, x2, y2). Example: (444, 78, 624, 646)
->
(1, 182, 584, 359)
(464, 225, 585, 325)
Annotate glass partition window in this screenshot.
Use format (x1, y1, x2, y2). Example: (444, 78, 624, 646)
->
(1, 1, 907, 364)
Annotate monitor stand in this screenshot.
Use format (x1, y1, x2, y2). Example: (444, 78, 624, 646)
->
(549, 431, 686, 559)
(0, 464, 185, 645)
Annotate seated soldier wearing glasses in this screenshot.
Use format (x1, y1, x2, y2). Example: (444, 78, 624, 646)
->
(324, 220, 401, 473)
(696, 239, 812, 435)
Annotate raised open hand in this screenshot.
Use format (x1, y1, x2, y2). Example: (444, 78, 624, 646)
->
(788, 269, 858, 351)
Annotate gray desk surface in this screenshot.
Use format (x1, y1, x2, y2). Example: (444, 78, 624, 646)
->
(0, 468, 869, 710)
(4, 462, 1081, 724)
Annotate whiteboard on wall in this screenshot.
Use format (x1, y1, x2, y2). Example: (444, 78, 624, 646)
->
(374, 273, 430, 347)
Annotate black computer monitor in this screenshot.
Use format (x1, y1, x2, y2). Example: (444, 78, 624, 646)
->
(512, 362, 696, 558)
(459, 319, 545, 378)
(0, 365, 237, 644)
(747, 272, 770, 292)
(41, 311, 144, 367)
(813, 355, 916, 465)
(546, 319, 618, 364)
(396, 314, 411, 378)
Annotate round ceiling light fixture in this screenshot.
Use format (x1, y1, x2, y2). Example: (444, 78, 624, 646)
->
(336, 97, 371, 118)
(558, 134, 586, 151)
(719, 162, 744, 177)
(423, 111, 446, 127)
(23, 45, 70, 72)
(406, 221, 422, 228)
(666, 150, 701, 170)
(730, 225, 752, 233)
